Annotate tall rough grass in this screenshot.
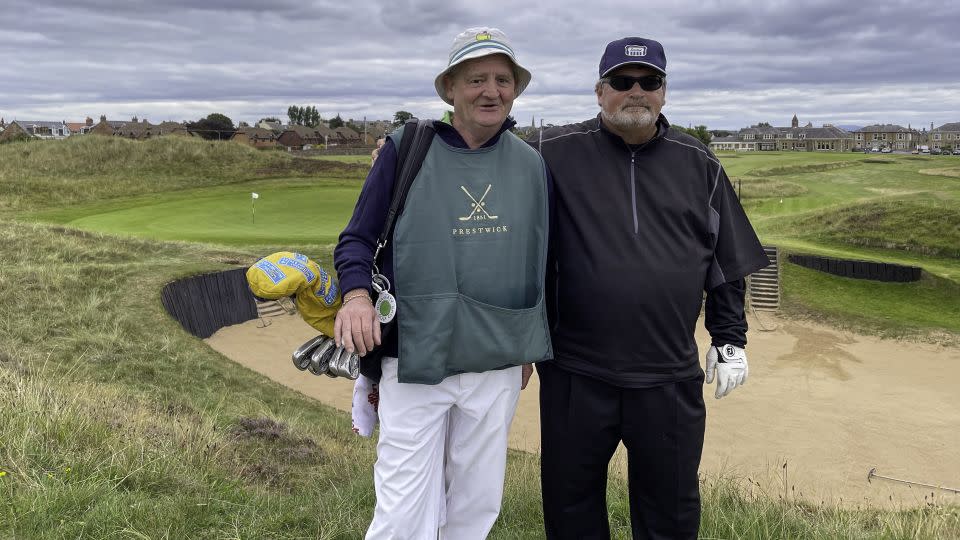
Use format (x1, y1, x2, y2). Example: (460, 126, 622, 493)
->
(0, 220, 378, 538)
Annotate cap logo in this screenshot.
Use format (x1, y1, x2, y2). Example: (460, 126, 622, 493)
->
(476, 32, 492, 41)
(625, 45, 647, 57)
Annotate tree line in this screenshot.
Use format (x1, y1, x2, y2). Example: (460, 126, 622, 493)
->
(286, 105, 348, 130)
(179, 111, 719, 146)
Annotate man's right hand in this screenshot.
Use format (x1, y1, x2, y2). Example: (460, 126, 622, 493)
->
(521, 364, 533, 390)
(370, 138, 385, 165)
(334, 289, 381, 356)
(705, 344, 748, 399)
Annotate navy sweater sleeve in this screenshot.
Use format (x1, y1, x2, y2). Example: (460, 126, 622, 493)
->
(333, 138, 398, 296)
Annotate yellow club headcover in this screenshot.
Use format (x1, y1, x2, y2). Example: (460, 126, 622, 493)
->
(246, 252, 342, 335)
(294, 265, 342, 336)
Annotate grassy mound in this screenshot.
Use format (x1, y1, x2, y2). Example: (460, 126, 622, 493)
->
(749, 159, 862, 177)
(0, 136, 366, 213)
(919, 166, 960, 178)
(784, 200, 960, 259)
(732, 176, 807, 199)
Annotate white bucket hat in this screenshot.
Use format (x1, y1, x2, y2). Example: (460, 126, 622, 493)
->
(434, 27, 532, 105)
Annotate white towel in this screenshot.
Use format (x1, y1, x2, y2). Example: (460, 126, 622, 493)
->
(351, 374, 379, 437)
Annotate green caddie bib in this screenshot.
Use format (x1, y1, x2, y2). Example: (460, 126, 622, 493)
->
(387, 127, 552, 384)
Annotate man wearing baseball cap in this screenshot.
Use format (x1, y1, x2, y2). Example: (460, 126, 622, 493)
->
(529, 37, 769, 538)
(335, 27, 551, 539)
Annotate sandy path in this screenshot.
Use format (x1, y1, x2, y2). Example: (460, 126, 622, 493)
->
(206, 313, 959, 509)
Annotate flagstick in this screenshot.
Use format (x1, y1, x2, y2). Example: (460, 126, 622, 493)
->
(252, 197, 255, 225)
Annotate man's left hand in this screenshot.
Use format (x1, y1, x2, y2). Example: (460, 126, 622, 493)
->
(705, 344, 749, 399)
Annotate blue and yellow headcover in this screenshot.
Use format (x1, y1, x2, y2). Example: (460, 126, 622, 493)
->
(246, 251, 342, 336)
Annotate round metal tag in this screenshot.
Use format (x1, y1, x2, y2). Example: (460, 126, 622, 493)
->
(375, 291, 397, 323)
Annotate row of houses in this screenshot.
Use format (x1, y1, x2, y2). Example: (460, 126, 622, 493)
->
(0, 116, 193, 143)
(8, 112, 955, 153)
(233, 121, 387, 150)
(709, 115, 960, 153)
(0, 116, 388, 150)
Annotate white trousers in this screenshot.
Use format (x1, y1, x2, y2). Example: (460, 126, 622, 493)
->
(365, 357, 522, 540)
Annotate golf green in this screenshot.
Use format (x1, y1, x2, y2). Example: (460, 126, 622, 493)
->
(67, 183, 361, 245)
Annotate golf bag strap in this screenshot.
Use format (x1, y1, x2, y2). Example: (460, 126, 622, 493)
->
(359, 119, 434, 382)
(376, 118, 436, 254)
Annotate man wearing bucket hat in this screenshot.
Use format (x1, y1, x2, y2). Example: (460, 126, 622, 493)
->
(529, 38, 769, 539)
(334, 27, 552, 539)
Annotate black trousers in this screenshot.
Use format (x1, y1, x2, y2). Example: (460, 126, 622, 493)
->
(537, 362, 706, 540)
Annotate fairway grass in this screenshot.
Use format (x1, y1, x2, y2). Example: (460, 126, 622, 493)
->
(782, 262, 960, 340)
(718, 152, 960, 337)
(58, 180, 360, 246)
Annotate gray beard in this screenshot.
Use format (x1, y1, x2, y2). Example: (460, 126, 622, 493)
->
(601, 106, 656, 133)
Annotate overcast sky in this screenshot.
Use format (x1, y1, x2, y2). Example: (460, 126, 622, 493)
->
(2, 0, 958, 130)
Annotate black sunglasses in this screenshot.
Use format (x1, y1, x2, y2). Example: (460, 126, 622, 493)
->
(604, 74, 664, 92)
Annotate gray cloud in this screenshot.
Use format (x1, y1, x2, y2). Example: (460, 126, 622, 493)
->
(1, 0, 957, 130)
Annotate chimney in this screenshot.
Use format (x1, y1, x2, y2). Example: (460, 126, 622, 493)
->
(132, 116, 138, 123)
(100, 115, 107, 123)
(86, 116, 94, 126)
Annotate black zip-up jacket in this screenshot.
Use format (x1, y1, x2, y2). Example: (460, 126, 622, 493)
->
(528, 114, 769, 387)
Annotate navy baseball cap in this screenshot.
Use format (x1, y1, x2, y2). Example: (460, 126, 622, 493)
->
(599, 37, 666, 78)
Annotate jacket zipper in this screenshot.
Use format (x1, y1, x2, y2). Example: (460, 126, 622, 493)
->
(630, 150, 638, 234)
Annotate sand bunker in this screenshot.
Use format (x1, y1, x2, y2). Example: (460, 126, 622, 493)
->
(207, 313, 959, 509)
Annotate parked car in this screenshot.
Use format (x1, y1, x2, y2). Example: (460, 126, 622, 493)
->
(880, 147, 892, 153)
(953, 148, 960, 155)
(911, 149, 920, 154)
(930, 148, 942, 155)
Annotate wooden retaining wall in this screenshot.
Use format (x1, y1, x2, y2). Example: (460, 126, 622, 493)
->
(160, 268, 258, 338)
(787, 254, 921, 282)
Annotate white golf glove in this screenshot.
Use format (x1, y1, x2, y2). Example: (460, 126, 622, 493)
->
(705, 344, 749, 399)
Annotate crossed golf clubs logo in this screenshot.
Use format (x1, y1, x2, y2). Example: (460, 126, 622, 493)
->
(459, 184, 498, 221)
